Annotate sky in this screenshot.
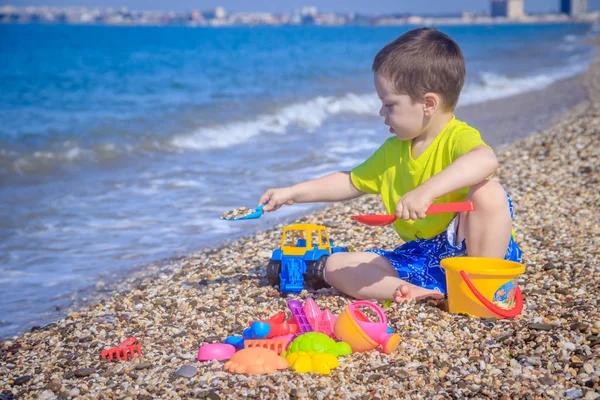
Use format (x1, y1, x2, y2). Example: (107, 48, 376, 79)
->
(4, 0, 600, 14)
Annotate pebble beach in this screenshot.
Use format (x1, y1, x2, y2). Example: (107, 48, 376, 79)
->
(1, 59, 600, 400)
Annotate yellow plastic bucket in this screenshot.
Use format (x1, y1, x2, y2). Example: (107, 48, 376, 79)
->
(440, 257, 525, 319)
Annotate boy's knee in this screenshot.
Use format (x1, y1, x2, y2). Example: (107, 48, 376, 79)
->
(325, 252, 346, 275)
(468, 180, 508, 212)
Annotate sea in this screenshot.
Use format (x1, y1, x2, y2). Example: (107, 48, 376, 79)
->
(0, 22, 597, 339)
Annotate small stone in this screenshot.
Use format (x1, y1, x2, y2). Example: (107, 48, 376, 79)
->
(206, 391, 221, 400)
(45, 382, 62, 392)
(174, 365, 197, 378)
(593, 321, 600, 329)
(538, 376, 556, 386)
(134, 362, 152, 370)
(69, 388, 80, 397)
(528, 323, 555, 331)
(570, 322, 589, 332)
(30, 326, 41, 332)
(583, 363, 595, 374)
(565, 389, 583, 399)
(254, 296, 266, 304)
(38, 390, 55, 400)
(178, 302, 188, 313)
(13, 375, 32, 385)
(368, 374, 383, 382)
(525, 357, 541, 366)
(562, 342, 576, 351)
(74, 368, 94, 377)
(542, 262, 556, 270)
(295, 387, 309, 398)
(258, 251, 271, 258)
(495, 331, 514, 343)
(95, 281, 106, 290)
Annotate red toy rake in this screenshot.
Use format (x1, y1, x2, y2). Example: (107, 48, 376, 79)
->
(101, 337, 142, 361)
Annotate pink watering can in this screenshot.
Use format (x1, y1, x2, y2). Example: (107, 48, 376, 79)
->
(334, 300, 400, 354)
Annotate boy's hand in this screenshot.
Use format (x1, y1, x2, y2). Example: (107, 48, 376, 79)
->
(395, 186, 435, 221)
(259, 188, 295, 212)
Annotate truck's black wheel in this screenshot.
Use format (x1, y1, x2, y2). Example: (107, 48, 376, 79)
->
(266, 260, 281, 287)
(306, 255, 330, 289)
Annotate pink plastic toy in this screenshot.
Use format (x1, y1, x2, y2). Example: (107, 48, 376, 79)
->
(270, 334, 295, 343)
(198, 343, 237, 361)
(288, 300, 313, 333)
(303, 297, 337, 337)
(334, 301, 400, 354)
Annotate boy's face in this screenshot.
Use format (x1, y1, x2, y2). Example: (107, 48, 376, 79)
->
(374, 72, 425, 141)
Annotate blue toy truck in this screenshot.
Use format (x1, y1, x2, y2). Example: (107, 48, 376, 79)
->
(266, 223, 353, 294)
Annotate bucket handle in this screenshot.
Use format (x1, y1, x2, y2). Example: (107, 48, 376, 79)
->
(348, 300, 387, 324)
(459, 270, 523, 319)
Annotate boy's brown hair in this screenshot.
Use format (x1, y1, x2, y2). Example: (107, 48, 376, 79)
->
(372, 27, 465, 110)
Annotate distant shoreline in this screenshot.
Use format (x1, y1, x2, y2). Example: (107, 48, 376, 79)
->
(1, 4, 599, 28)
(0, 19, 597, 28)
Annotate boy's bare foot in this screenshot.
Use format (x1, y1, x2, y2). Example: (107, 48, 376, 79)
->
(393, 284, 445, 303)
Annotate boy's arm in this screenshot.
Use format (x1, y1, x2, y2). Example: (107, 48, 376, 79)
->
(260, 171, 365, 212)
(421, 146, 498, 198)
(396, 146, 497, 220)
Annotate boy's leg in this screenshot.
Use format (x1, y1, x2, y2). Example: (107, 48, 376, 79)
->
(324, 251, 443, 302)
(457, 180, 512, 257)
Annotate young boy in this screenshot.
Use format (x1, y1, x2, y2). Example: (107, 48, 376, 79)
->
(258, 27, 522, 303)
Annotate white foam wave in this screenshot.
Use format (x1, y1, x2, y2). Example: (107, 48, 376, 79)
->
(564, 34, 577, 42)
(173, 62, 591, 152)
(460, 63, 589, 106)
(170, 93, 380, 151)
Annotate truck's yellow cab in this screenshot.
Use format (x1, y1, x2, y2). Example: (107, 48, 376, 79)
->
(281, 223, 331, 256)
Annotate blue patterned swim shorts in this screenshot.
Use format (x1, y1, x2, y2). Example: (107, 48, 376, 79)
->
(367, 192, 523, 295)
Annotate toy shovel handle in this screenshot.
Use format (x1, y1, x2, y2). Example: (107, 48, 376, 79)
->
(351, 202, 475, 227)
(459, 270, 523, 319)
(426, 201, 475, 214)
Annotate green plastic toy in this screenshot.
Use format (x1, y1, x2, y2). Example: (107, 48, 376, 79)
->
(283, 332, 352, 357)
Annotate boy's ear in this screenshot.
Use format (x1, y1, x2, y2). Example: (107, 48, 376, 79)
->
(423, 92, 441, 116)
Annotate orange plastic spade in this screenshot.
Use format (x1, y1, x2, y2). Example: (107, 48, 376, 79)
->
(352, 202, 475, 226)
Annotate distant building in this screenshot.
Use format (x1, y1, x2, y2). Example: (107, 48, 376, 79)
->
(202, 7, 226, 20)
(561, 0, 588, 15)
(491, 0, 525, 19)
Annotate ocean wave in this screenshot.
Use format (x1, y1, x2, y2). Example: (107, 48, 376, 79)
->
(169, 92, 380, 150)
(0, 59, 592, 177)
(460, 62, 589, 106)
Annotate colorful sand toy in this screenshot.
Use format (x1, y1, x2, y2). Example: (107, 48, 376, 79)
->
(285, 351, 339, 375)
(284, 332, 351, 358)
(251, 311, 300, 338)
(223, 347, 288, 374)
(303, 297, 337, 337)
(287, 299, 314, 334)
(101, 337, 142, 361)
(334, 301, 400, 354)
(440, 257, 525, 319)
(244, 339, 289, 354)
(198, 343, 237, 361)
(266, 223, 353, 293)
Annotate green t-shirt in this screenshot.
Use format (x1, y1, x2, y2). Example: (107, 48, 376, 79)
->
(351, 117, 489, 242)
